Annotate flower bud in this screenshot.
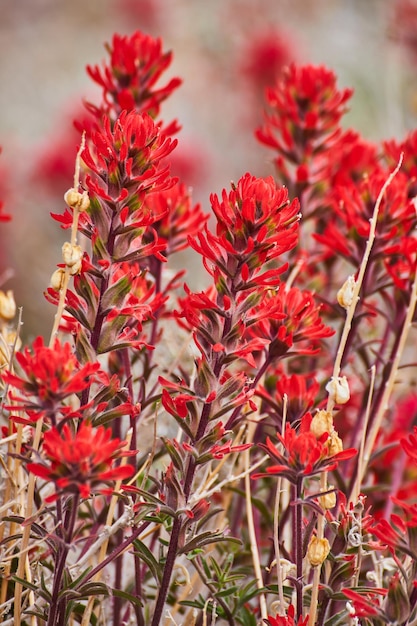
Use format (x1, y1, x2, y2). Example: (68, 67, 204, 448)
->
(319, 486, 336, 510)
(50, 268, 66, 291)
(62, 242, 83, 268)
(327, 430, 344, 456)
(310, 410, 333, 439)
(307, 536, 330, 567)
(0, 290, 16, 320)
(326, 376, 350, 405)
(64, 188, 90, 212)
(337, 275, 356, 309)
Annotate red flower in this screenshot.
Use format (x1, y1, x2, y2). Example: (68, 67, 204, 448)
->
(2, 337, 100, 421)
(342, 587, 387, 619)
(27, 422, 135, 501)
(248, 286, 334, 358)
(86, 31, 181, 120)
(190, 173, 299, 287)
(144, 181, 209, 255)
(82, 110, 177, 203)
(314, 168, 417, 273)
(392, 0, 417, 65)
(265, 605, 308, 626)
(257, 370, 320, 424)
(242, 30, 294, 94)
(256, 64, 352, 159)
(253, 413, 356, 484)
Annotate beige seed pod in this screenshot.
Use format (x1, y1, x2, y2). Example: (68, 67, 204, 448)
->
(50, 268, 66, 291)
(64, 188, 90, 212)
(0, 290, 16, 320)
(319, 486, 337, 510)
(310, 409, 333, 439)
(0, 329, 20, 369)
(307, 536, 330, 567)
(325, 375, 350, 405)
(69, 259, 82, 276)
(62, 242, 83, 268)
(327, 430, 344, 456)
(337, 275, 356, 309)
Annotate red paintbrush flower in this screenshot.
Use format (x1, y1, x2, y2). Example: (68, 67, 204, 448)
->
(256, 64, 352, 160)
(27, 421, 135, 501)
(253, 413, 356, 484)
(265, 605, 309, 626)
(82, 110, 177, 203)
(2, 337, 100, 421)
(86, 31, 181, 120)
(190, 173, 300, 288)
(248, 285, 334, 359)
(144, 181, 209, 255)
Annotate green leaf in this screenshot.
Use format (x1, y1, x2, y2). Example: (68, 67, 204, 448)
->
(132, 539, 163, 584)
(215, 585, 238, 598)
(180, 531, 241, 554)
(112, 588, 144, 608)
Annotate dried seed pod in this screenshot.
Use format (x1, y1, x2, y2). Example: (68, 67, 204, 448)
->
(327, 430, 344, 456)
(64, 188, 90, 212)
(326, 375, 350, 405)
(0, 290, 16, 320)
(319, 486, 336, 510)
(337, 275, 356, 309)
(50, 268, 66, 291)
(62, 242, 83, 268)
(310, 409, 333, 439)
(307, 536, 330, 567)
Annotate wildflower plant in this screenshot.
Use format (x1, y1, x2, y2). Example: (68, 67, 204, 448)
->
(1, 25, 417, 626)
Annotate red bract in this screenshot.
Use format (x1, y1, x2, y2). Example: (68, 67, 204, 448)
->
(342, 587, 387, 619)
(248, 286, 334, 358)
(257, 370, 320, 424)
(82, 110, 177, 202)
(86, 31, 182, 119)
(256, 64, 352, 160)
(191, 173, 299, 286)
(144, 181, 209, 255)
(2, 337, 99, 421)
(314, 167, 417, 279)
(253, 413, 356, 483)
(27, 422, 134, 501)
(266, 605, 309, 626)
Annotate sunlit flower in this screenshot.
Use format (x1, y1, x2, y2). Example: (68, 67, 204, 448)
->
(27, 422, 135, 501)
(253, 413, 356, 484)
(86, 31, 182, 119)
(2, 337, 100, 421)
(190, 173, 300, 287)
(257, 64, 352, 159)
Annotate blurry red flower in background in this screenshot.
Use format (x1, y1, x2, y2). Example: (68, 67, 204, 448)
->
(392, 0, 417, 65)
(242, 30, 295, 95)
(27, 421, 134, 501)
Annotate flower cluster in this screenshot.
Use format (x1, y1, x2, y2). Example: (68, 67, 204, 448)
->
(3, 22, 417, 626)
(27, 422, 134, 501)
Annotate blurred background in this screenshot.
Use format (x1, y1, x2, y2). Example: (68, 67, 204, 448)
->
(0, 0, 416, 339)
